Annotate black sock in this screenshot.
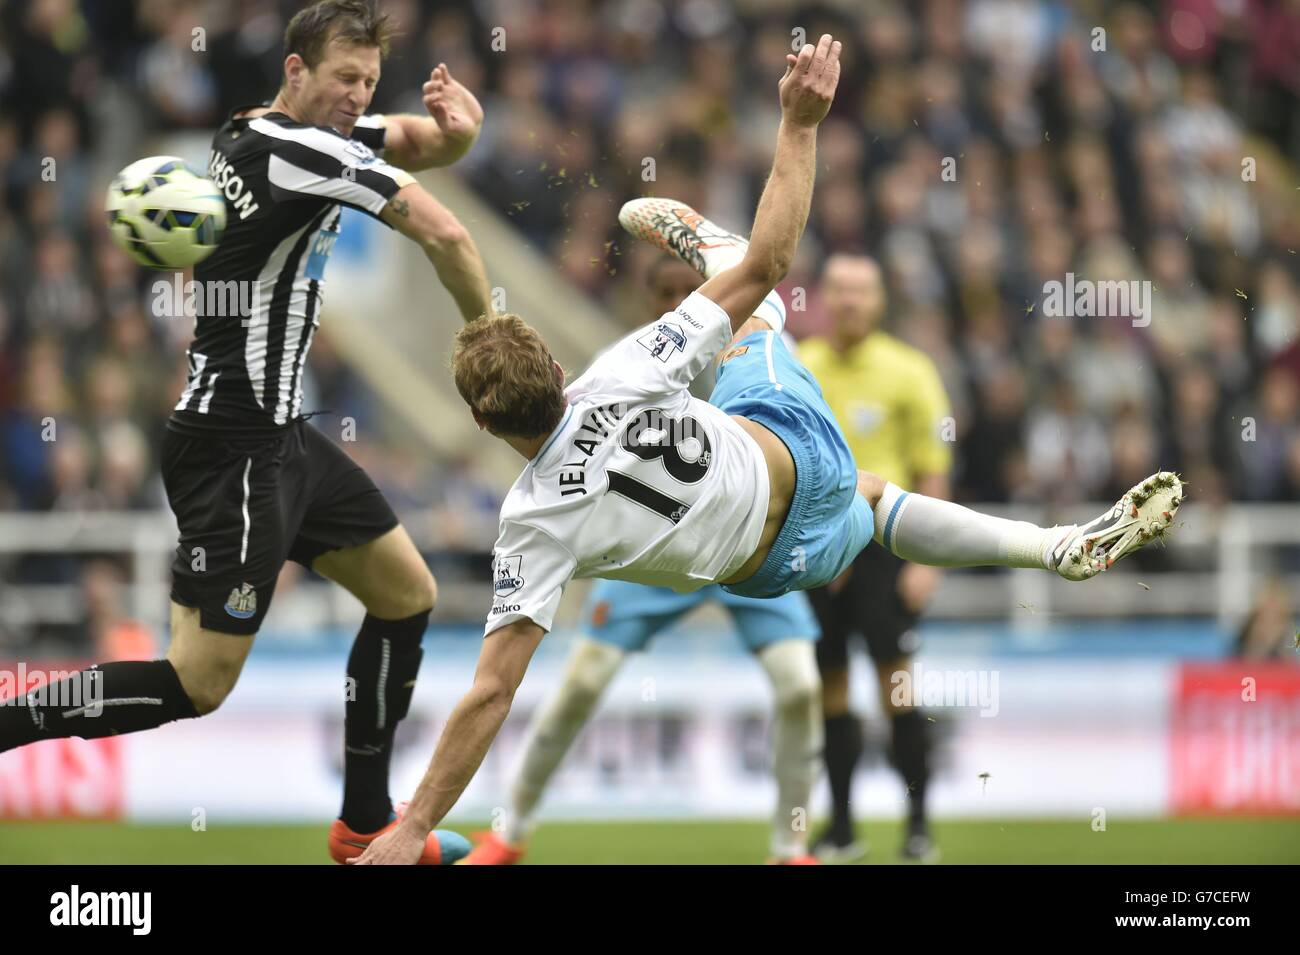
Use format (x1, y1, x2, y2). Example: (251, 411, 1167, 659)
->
(891, 709, 930, 832)
(341, 609, 428, 833)
(822, 712, 862, 838)
(0, 660, 199, 751)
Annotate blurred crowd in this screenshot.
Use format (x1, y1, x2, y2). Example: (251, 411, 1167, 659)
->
(0, 0, 1298, 645)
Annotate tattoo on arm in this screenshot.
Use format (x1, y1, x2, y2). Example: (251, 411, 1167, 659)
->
(390, 198, 410, 218)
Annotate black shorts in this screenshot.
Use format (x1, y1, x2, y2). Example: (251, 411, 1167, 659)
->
(809, 543, 921, 670)
(161, 419, 399, 635)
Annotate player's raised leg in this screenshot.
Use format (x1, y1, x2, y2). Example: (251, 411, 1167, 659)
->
(1, 421, 290, 750)
(0, 602, 235, 752)
(619, 198, 788, 343)
(859, 470, 1184, 579)
(166, 603, 256, 716)
(622, 197, 1184, 586)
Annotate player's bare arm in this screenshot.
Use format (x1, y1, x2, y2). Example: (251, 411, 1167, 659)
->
(377, 64, 484, 171)
(698, 34, 841, 328)
(351, 618, 546, 864)
(381, 183, 494, 322)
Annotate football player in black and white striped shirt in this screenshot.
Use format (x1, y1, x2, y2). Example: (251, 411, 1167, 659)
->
(0, 0, 488, 864)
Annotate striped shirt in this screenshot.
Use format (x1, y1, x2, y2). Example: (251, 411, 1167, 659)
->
(169, 107, 413, 435)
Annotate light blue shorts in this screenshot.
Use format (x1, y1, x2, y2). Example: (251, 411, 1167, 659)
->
(581, 578, 819, 653)
(709, 329, 875, 598)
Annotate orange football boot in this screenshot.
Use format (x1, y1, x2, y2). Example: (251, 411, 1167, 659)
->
(458, 830, 527, 865)
(767, 854, 822, 865)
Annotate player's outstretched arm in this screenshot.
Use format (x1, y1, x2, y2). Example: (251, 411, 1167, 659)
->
(382, 183, 494, 322)
(378, 64, 484, 171)
(699, 34, 841, 330)
(350, 618, 546, 864)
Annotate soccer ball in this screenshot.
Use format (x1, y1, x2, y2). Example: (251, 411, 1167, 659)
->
(105, 156, 226, 269)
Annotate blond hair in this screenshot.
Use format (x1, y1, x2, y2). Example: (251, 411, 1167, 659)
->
(452, 315, 566, 438)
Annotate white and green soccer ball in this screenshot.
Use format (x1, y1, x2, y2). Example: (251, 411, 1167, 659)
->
(105, 156, 226, 269)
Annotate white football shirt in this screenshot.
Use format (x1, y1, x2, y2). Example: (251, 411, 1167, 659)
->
(485, 291, 770, 636)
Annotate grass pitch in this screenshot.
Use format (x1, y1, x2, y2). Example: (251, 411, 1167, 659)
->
(2, 817, 1296, 864)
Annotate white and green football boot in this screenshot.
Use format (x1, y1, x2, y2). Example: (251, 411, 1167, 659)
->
(1049, 471, 1184, 581)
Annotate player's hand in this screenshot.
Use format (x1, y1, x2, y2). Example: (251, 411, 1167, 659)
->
(423, 63, 484, 144)
(347, 820, 427, 865)
(897, 562, 941, 614)
(778, 34, 841, 128)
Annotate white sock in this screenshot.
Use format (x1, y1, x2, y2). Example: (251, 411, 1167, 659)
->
(758, 639, 822, 860)
(698, 242, 747, 279)
(752, 289, 787, 334)
(505, 638, 624, 844)
(872, 482, 1073, 570)
(694, 234, 785, 334)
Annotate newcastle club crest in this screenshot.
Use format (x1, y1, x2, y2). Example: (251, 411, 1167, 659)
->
(224, 582, 258, 619)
